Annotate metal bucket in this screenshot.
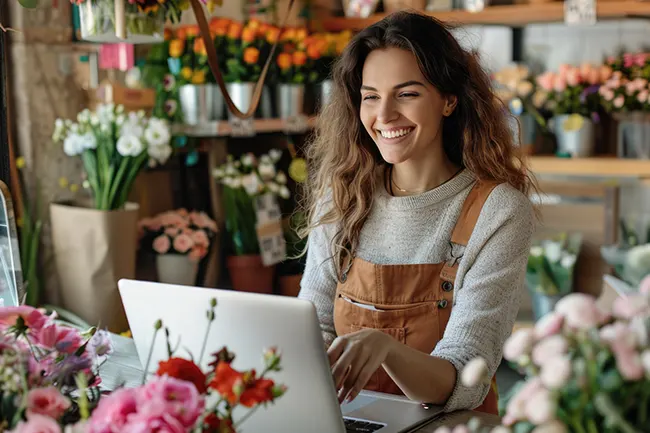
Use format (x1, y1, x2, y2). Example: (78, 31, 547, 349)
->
(277, 84, 306, 118)
(317, 80, 334, 112)
(179, 84, 219, 125)
(225, 82, 273, 119)
(615, 112, 650, 159)
(551, 114, 595, 157)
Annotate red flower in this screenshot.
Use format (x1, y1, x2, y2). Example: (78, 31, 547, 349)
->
(209, 362, 243, 403)
(240, 378, 274, 408)
(209, 362, 276, 408)
(156, 357, 207, 394)
(203, 413, 235, 433)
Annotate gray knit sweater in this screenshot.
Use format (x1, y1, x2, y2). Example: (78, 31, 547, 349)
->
(297, 169, 535, 413)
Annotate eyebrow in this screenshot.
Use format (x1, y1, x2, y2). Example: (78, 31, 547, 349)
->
(360, 80, 426, 91)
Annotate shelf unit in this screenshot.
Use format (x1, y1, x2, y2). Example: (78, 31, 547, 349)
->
(321, 0, 650, 31)
(171, 117, 318, 138)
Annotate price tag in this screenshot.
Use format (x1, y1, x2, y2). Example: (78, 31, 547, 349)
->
(564, 0, 596, 26)
(254, 194, 286, 266)
(229, 117, 256, 137)
(283, 115, 309, 134)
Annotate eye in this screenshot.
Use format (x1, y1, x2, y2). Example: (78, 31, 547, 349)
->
(362, 94, 379, 101)
(399, 92, 419, 98)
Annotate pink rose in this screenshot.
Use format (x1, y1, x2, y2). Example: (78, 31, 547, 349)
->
(536, 72, 556, 92)
(600, 65, 613, 82)
(172, 234, 194, 254)
(87, 388, 138, 433)
(587, 68, 600, 85)
(640, 276, 650, 295)
(534, 312, 564, 339)
(612, 294, 650, 320)
(640, 89, 650, 104)
(555, 293, 605, 329)
(138, 376, 204, 428)
(558, 64, 570, 79)
(532, 335, 569, 366)
(153, 235, 171, 254)
(503, 328, 535, 362)
(188, 246, 208, 261)
(138, 217, 161, 232)
(189, 212, 218, 233)
(164, 227, 180, 237)
(11, 413, 62, 433)
(125, 403, 186, 433)
(614, 95, 625, 108)
(612, 343, 644, 380)
(553, 75, 567, 92)
(525, 388, 556, 425)
(540, 356, 571, 390)
(190, 230, 210, 248)
(26, 387, 71, 420)
(566, 67, 581, 87)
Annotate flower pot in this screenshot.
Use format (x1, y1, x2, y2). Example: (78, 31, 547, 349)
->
(614, 111, 650, 159)
(316, 80, 334, 112)
(226, 255, 275, 294)
(78, 0, 165, 44)
(510, 113, 537, 147)
(551, 114, 595, 157)
(225, 83, 273, 120)
(277, 84, 306, 118)
(156, 254, 198, 286)
(50, 201, 140, 333)
(179, 84, 223, 125)
(279, 274, 302, 297)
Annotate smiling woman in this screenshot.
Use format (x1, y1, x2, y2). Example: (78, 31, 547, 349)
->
(297, 11, 537, 416)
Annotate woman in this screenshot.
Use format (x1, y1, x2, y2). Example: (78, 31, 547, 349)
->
(297, 11, 536, 415)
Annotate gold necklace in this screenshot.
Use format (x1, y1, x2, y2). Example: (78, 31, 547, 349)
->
(390, 169, 428, 195)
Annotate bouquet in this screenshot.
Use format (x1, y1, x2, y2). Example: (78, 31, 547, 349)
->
(212, 150, 290, 256)
(527, 233, 582, 297)
(0, 305, 112, 431)
(274, 27, 311, 85)
(599, 73, 650, 114)
(223, 20, 280, 84)
(441, 276, 650, 433)
(52, 104, 173, 211)
(605, 52, 650, 81)
(138, 209, 219, 261)
(303, 31, 352, 84)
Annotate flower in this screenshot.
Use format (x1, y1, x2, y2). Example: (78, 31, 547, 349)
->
(86, 388, 139, 433)
(524, 387, 556, 425)
(555, 293, 605, 329)
(156, 357, 208, 394)
(116, 134, 145, 157)
(11, 413, 62, 433)
(87, 329, 114, 359)
(531, 420, 568, 433)
(138, 376, 204, 428)
(0, 306, 49, 331)
(534, 312, 564, 339)
(209, 362, 243, 403)
(613, 294, 650, 320)
(124, 403, 186, 433)
(460, 357, 489, 387)
(173, 234, 194, 254)
(540, 356, 571, 390)
(26, 386, 71, 420)
(144, 118, 171, 148)
(532, 335, 568, 366)
(640, 275, 650, 295)
(153, 235, 171, 254)
(503, 328, 534, 362)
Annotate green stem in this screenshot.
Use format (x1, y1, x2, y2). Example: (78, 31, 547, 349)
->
(107, 157, 130, 211)
(142, 325, 161, 385)
(234, 404, 261, 429)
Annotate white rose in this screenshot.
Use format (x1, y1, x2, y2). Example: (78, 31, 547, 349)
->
(144, 118, 171, 147)
(148, 143, 172, 165)
(116, 134, 144, 157)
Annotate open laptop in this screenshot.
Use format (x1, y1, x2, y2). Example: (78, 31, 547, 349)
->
(118, 279, 445, 433)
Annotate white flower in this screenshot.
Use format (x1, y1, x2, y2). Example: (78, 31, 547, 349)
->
(540, 355, 571, 389)
(212, 168, 224, 179)
(269, 149, 282, 162)
(267, 182, 280, 194)
(241, 153, 255, 167)
(229, 177, 242, 188)
(148, 143, 172, 165)
(260, 154, 272, 164)
(530, 246, 543, 257)
(242, 173, 261, 196)
(63, 134, 84, 156)
(116, 134, 144, 157)
(81, 132, 97, 150)
(279, 185, 290, 199)
(461, 357, 489, 387)
(116, 114, 126, 126)
(259, 162, 276, 180)
(560, 253, 576, 269)
(627, 244, 650, 273)
(543, 241, 562, 263)
(225, 164, 239, 177)
(275, 171, 287, 185)
(120, 112, 144, 138)
(77, 108, 91, 124)
(144, 118, 171, 147)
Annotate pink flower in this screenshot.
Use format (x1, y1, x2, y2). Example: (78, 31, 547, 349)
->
(553, 75, 567, 92)
(503, 328, 535, 362)
(555, 293, 605, 330)
(558, 64, 570, 79)
(11, 413, 62, 433)
(600, 321, 637, 349)
(587, 68, 600, 85)
(137, 376, 204, 428)
(159, 212, 188, 228)
(125, 403, 186, 433)
(502, 414, 517, 426)
(87, 387, 138, 433)
(0, 306, 49, 331)
(612, 294, 650, 320)
(153, 235, 171, 255)
(188, 246, 208, 261)
(566, 67, 581, 87)
(525, 388, 556, 425)
(532, 420, 568, 433)
(540, 356, 571, 390)
(506, 377, 542, 421)
(613, 343, 644, 380)
(532, 335, 569, 366)
(600, 65, 613, 81)
(34, 323, 83, 354)
(26, 387, 71, 420)
(190, 230, 210, 248)
(172, 234, 194, 254)
(614, 95, 625, 108)
(164, 227, 180, 237)
(451, 426, 470, 433)
(138, 217, 161, 232)
(189, 212, 218, 233)
(639, 276, 650, 295)
(536, 72, 556, 92)
(534, 312, 564, 339)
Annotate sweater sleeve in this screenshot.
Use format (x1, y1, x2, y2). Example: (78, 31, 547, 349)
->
(431, 184, 535, 413)
(297, 202, 339, 347)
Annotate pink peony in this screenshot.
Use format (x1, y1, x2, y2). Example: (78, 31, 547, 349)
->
(612, 343, 644, 380)
(503, 328, 535, 362)
(532, 420, 568, 433)
(612, 294, 650, 320)
(137, 376, 204, 428)
(87, 387, 138, 433)
(525, 388, 556, 425)
(11, 413, 62, 433)
(26, 387, 71, 420)
(532, 335, 569, 366)
(540, 356, 571, 390)
(640, 276, 650, 295)
(172, 234, 194, 254)
(153, 235, 171, 255)
(534, 312, 564, 339)
(555, 293, 605, 330)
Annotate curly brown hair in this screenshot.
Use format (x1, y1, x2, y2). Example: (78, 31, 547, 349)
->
(299, 11, 535, 281)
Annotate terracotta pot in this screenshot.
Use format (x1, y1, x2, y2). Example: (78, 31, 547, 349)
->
(279, 274, 303, 297)
(226, 255, 275, 294)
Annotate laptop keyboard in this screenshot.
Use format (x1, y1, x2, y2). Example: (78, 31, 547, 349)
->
(344, 417, 385, 432)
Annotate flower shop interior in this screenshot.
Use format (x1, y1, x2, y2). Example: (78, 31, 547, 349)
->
(2, 0, 650, 431)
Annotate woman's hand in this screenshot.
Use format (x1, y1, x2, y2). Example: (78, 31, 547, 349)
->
(327, 329, 395, 403)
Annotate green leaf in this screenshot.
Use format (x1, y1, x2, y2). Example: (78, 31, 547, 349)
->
(18, 0, 38, 7)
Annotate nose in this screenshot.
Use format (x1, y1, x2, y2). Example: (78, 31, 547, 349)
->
(376, 98, 399, 124)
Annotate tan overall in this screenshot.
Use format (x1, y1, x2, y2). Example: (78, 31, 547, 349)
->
(333, 180, 500, 415)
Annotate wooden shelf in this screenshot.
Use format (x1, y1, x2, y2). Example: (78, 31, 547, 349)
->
(322, 1, 650, 31)
(526, 156, 650, 179)
(171, 117, 317, 138)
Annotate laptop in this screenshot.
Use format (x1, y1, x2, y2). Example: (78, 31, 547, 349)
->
(118, 279, 445, 433)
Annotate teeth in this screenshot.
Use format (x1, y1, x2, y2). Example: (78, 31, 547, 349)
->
(380, 128, 412, 139)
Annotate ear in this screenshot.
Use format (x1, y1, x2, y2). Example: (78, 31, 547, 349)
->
(443, 95, 458, 117)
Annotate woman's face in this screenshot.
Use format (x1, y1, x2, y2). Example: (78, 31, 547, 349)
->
(359, 47, 456, 165)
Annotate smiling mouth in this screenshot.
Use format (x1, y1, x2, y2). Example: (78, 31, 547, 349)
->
(377, 127, 414, 140)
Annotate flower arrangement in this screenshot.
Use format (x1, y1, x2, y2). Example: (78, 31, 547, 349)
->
(527, 232, 581, 297)
(138, 209, 218, 261)
(605, 52, 650, 81)
(274, 27, 311, 85)
(222, 19, 280, 84)
(439, 276, 650, 433)
(303, 31, 352, 84)
(599, 72, 650, 114)
(212, 150, 290, 256)
(0, 305, 112, 431)
(52, 104, 173, 211)
(532, 63, 612, 119)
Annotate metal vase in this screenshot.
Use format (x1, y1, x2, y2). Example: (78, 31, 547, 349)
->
(551, 114, 595, 157)
(615, 111, 650, 159)
(179, 84, 218, 125)
(225, 82, 273, 119)
(277, 84, 306, 118)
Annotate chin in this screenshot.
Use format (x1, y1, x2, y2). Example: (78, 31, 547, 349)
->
(377, 149, 410, 165)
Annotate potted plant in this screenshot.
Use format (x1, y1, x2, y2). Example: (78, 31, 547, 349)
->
(277, 210, 307, 297)
(532, 63, 611, 157)
(526, 232, 582, 320)
(138, 208, 218, 286)
(50, 103, 173, 333)
(212, 150, 290, 293)
(274, 27, 311, 118)
(305, 30, 352, 110)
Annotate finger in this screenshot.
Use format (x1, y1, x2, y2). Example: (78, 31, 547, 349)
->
(345, 363, 377, 402)
(327, 337, 347, 366)
(331, 348, 356, 390)
(338, 351, 371, 403)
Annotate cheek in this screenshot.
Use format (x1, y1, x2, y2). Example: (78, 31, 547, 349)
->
(359, 106, 375, 136)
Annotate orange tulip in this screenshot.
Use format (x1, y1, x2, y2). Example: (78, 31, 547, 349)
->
(169, 39, 185, 58)
(242, 26, 256, 43)
(292, 50, 307, 67)
(277, 52, 292, 70)
(266, 27, 280, 44)
(295, 28, 308, 41)
(307, 43, 321, 60)
(214, 26, 228, 37)
(243, 47, 260, 65)
(280, 28, 296, 41)
(228, 22, 243, 39)
(247, 19, 261, 30)
(176, 25, 188, 40)
(193, 37, 207, 57)
(186, 25, 200, 38)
